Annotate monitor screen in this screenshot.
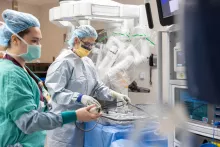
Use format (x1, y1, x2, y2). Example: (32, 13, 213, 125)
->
(175, 89, 208, 122)
(176, 51, 185, 67)
(161, 0, 179, 18)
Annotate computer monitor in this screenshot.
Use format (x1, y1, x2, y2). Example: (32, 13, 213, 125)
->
(156, 0, 179, 26)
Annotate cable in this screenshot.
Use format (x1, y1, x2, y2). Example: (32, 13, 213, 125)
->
(128, 102, 151, 116)
(101, 115, 144, 122)
(98, 103, 211, 133)
(75, 102, 153, 131)
(74, 103, 148, 132)
(101, 102, 155, 122)
(75, 120, 98, 132)
(128, 103, 168, 121)
(101, 100, 124, 108)
(102, 101, 125, 110)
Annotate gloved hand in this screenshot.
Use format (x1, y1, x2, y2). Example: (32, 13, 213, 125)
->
(110, 90, 131, 104)
(76, 105, 102, 122)
(77, 94, 101, 108)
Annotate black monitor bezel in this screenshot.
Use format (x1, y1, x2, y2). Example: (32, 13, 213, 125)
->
(156, 0, 175, 26)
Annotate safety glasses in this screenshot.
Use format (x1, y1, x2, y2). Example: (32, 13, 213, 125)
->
(80, 40, 95, 50)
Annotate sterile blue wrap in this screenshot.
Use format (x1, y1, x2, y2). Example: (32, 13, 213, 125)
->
(84, 121, 168, 147)
(200, 143, 217, 147)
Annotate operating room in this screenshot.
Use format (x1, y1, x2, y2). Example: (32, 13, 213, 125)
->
(1, 0, 220, 147)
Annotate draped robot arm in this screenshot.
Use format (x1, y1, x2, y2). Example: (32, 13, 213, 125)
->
(100, 39, 150, 92)
(106, 43, 148, 92)
(90, 27, 151, 93)
(96, 37, 125, 84)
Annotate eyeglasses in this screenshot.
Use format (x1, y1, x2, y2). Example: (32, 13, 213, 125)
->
(80, 40, 95, 50)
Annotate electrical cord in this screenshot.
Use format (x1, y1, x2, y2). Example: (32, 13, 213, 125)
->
(102, 100, 125, 110)
(101, 115, 145, 121)
(101, 102, 153, 121)
(75, 102, 152, 132)
(128, 103, 146, 112)
(75, 120, 98, 132)
(74, 101, 121, 132)
(127, 102, 154, 118)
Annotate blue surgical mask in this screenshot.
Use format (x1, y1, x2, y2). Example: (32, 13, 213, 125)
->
(4, 24, 41, 61)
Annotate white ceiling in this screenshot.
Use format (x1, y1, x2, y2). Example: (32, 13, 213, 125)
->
(17, 0, 58, 6)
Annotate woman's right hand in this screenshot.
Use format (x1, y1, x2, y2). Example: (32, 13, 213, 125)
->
(76, 105, 101, 122)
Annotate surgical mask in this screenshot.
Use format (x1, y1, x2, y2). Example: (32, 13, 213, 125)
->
(4, 24, 41, 61)
(19, 44, 41, 62)
(75, 42, 92, 58)
(75, 46, 91, 58)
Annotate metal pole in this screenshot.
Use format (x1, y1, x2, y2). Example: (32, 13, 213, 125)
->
(157, 31, 163, 104)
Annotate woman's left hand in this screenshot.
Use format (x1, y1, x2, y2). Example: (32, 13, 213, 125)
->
(110, 90, 131, 104)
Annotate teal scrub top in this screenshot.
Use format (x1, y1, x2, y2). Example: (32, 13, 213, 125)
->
(0, 59, 45, 147)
